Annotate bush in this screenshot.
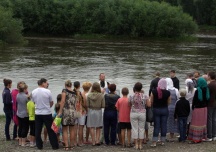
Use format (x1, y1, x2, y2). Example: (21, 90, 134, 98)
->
(0, 5, 24, 44)
(2, 0, 198, 38)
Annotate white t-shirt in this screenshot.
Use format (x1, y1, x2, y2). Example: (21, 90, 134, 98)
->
(32, 87, 53, 115)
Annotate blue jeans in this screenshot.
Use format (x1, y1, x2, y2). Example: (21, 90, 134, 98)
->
(4, 109, 17, 140)
(103, 110, 117, 145)
(152, 107, 169, 142)
(178, 117, 188, 141)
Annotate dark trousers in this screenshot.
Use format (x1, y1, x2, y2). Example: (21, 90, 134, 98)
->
(152, 107, 169, 142)
(18, 117, 29, 138)
(207, 107, 216, 139)
(178, 117, 188, 141)
(29, 121, 35, 136)
(4, 109, 17, 140)
(35, 114, 59, 150)
(103, 110, 117, 145)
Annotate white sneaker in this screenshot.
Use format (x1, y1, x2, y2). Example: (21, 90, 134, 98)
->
(30, 143, 36, 147)
(204, 138, 212, 142)
(212, 137, 216, 141)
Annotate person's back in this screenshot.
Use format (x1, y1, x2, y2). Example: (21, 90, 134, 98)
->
(32, 87, 52, 115)
(105, 93, 120, 111)
(174, 97, 190, 119)
(17, 92, 28, 118)
(116, 97, 130, 122)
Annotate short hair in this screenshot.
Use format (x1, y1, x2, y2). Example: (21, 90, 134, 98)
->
(74, 81, 80, 89)
(187, 73, 193, 78)
(121, 87, 129, 96)
(82, 82, 92, 92)
(65, 80, 72, 87)
(40, 78, 47, 84)
(56, 94, 62, 103)
(208, 71, 216, 80)
(108, 84, 116, 93)
(91, 82, 101, 93)
(179, 89, 186, 97)
(55, 103, 60, 113)
(3, 79, 12, 87)
(134, 82, 142, 92)
(37, 79, 42, 85)
(155, 72, 160, 77)
(170, 70, 176, 73)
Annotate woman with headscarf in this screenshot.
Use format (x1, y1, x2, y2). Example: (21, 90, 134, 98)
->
(150, 78, 171, 147)
(185, 80, 196, 127)
(188, 77, 210, 144)
(166, 78, 179, 142)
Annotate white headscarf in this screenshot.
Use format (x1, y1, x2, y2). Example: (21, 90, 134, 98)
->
(185, 79, 193, 85)
(166, 78, 179, 98)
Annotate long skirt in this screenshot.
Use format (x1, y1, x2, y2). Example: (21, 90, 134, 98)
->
(188, 107, 207, 142)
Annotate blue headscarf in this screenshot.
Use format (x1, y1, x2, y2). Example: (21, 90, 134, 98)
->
(197, 77, 210, 101)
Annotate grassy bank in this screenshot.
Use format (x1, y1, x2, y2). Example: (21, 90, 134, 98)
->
(198, 25, 216, 34)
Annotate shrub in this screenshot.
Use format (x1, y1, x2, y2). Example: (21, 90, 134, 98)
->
(0, 5, 24, 44)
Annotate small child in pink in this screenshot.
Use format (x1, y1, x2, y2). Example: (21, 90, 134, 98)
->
(115, 87, 131, 147)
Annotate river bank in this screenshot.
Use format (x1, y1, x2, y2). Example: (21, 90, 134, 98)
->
(0, 117, 216, 152)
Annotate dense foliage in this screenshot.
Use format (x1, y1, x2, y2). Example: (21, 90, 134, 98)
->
(0, 0, 198, 38)
(0, 5, 24, 44)
(151, 0, 216, 26)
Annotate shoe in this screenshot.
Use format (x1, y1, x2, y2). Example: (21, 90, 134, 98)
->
(30, 143, 36, 147)
(204, 138, 212, 142)
(150, 142, 156, 147)
(213, 137, 216, 141)
(158, 142, 165, 146)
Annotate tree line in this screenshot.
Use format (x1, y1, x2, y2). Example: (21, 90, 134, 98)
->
(2, 0, 212, 44)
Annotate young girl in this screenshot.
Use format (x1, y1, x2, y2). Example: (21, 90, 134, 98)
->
(27, 96, 36, 147)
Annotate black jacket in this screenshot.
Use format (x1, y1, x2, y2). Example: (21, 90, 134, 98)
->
(174, 97, 190, 119)
(171, 77, 180, 90)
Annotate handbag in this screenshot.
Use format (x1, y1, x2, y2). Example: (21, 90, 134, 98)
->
(51, 117, 62, 134)
(146, 107, 154, 122)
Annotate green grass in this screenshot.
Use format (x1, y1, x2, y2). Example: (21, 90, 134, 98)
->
(0, 115, 5, 120)
(198, 25, 216, 33)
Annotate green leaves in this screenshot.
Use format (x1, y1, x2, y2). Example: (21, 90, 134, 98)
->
(0, 5, 24, 44)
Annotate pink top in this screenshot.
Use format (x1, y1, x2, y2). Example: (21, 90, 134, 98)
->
(115, 97, 131, 122)
(11, 89, 19, 125)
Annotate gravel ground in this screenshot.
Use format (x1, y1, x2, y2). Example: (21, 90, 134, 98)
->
(0, 118, 216, 152)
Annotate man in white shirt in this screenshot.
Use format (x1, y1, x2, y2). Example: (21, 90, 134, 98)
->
(31, 78, 58, 150)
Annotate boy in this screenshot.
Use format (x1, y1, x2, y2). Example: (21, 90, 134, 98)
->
(115, 87, 131, 147)
(174, 89, 190, 142)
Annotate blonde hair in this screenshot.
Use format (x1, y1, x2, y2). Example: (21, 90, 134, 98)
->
(82, 82, 92, 92)
(65, 80, 72, 87)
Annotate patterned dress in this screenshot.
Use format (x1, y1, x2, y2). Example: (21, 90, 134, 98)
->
(167, 89, 178, 133)
(62, 89, 77, 126)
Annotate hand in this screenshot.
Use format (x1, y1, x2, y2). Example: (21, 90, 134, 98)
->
(175, 119, 177, 122)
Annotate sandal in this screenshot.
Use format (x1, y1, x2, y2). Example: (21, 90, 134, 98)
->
(96, 143, 101, 146)
(63, 147, 70, 151)
(150, 142, 156, 147)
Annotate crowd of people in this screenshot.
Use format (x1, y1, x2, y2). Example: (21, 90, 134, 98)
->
(2, 71, 216, 150)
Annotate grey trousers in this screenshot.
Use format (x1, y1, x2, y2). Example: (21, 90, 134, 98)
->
(207, 107, 216, 138)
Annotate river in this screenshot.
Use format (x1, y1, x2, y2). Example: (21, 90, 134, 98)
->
(0, 35, 216, 114)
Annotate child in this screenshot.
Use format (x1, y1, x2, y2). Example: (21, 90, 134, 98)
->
(53, 94, 62, 143)
(27, 96, 36, 147)
(115, 87, 132, 148)
(174, 89, 190, 142)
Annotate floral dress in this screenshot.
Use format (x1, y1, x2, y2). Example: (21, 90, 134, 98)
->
(62, 89, 77, 126)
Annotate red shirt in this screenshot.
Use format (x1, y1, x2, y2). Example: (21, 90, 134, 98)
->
(115, 97, 131, 122)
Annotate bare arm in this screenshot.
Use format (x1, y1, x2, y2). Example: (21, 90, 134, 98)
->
(167, 96, 171, 105)
(58, 92, 66, 116)
(150, 93, 154, 105)
(146, 98, 151, 107)
(50, 101, 54, 108)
